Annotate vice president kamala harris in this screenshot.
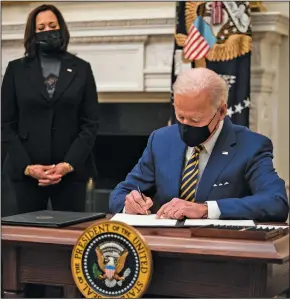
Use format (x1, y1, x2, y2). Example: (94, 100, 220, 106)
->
(2, 4, 99, 214)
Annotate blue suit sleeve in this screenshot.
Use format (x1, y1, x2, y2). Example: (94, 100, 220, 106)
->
(109, 131, 156, 213)
(217, 138, 289, 222)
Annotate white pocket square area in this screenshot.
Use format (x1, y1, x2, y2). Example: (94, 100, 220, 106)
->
(213, 182, 230, 187)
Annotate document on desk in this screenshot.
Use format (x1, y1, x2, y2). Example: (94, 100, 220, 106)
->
(184, 219, 255, 227)
(111, 213, 177, 227)
(111, 214, 255, 228)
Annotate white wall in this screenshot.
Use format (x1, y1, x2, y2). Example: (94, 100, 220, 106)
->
(264, 2, 289, 17)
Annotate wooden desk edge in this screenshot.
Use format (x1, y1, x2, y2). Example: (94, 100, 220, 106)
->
(1, 225, 288, 263)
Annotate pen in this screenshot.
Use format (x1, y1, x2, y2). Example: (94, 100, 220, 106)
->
(137, 185, 149, 215)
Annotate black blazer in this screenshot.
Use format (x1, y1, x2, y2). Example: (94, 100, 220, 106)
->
(1, 52, 99, 182)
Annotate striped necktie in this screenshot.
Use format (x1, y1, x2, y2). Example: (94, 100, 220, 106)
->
(180, 145, 203, 202)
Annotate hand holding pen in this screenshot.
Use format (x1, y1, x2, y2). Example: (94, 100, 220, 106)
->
(124, 187, 153, 215)
(137, 186, 150, 215)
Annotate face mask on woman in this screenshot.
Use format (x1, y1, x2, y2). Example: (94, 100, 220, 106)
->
(35, 29, 63, 54)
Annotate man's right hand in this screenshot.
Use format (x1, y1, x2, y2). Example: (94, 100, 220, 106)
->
(25, 164, 62, 185)
(125, 190, 153, 215)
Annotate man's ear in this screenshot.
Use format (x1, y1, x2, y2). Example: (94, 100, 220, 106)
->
(219, 103, 227, 119)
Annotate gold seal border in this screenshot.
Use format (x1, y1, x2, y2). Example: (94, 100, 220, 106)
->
(71, 220, 153, 299)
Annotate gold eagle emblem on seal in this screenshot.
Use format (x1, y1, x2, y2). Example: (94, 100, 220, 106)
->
(71, 220, 152, 298)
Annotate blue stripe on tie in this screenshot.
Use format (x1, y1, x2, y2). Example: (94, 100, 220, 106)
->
(180, 145, 203, 202)
(181, 168, 198, 190)
(181, 172, 199, 200)
(182, 168, 196, 183)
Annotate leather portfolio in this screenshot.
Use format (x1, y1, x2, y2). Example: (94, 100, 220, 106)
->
(1, 210, 106, 228)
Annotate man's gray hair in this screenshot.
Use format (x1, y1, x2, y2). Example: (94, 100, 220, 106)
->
(173, 67, 229, 110)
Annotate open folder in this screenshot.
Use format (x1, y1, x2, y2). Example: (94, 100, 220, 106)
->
(110, 213, 256, 227)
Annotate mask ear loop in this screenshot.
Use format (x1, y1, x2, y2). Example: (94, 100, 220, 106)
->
(208, 107, 221, 133)
(207, 107, 220, 126)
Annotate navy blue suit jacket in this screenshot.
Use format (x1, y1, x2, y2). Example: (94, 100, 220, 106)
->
(109, 117, 289, 222)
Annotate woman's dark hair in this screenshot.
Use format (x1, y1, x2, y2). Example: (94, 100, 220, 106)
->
(24, 4, 70, 57)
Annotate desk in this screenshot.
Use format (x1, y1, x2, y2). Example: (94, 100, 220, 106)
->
(2, 219, 289, 298)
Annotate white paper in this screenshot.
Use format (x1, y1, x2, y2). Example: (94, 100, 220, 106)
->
(110, 213, 177, 227)
(184, 219, 255, 227)
(256, 224, 289, 229)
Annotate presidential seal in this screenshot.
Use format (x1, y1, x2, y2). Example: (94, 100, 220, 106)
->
(71, 220, 152, 298)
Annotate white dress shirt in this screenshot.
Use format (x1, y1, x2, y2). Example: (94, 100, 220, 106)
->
(184, 120, 224, 219)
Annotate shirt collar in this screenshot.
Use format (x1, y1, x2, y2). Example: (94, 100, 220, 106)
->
(202, 119, 224, 155)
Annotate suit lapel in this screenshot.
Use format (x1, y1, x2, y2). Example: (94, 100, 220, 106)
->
(25, 57, 51, 103)
(51, 53, 76, 103)
(167, 126, 187, 198)
(195, 117, 237, 202)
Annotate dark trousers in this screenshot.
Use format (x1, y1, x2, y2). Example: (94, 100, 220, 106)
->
(11, 177, 87, 214)
(10, 176, 87, 298)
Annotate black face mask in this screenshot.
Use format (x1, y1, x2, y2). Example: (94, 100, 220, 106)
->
(177, 109, 220, 147)
(35, 29, 63, 54)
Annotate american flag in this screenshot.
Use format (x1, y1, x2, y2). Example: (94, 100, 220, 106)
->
(183, 16, 216, 62)
(183, 26, 210, 61)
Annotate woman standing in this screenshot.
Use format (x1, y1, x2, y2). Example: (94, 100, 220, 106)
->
(2, 4, 99, 214)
